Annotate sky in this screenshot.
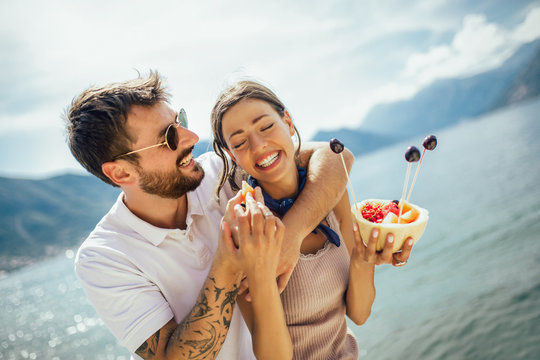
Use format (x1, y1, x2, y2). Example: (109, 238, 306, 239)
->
(1, 0, 539, 178)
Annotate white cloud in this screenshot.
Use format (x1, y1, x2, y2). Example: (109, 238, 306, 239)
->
(402, 7, 540, 87)
(404, 14, 510, 84)
(513, 6, 540, 42)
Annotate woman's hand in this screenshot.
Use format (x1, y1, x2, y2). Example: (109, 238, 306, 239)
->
(227, 190, 284, 301)
(351, 223, 414, 267)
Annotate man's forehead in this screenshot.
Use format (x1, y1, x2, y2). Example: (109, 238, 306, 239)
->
(125, 102, 174, 137)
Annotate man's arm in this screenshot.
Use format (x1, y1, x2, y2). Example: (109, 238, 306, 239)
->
(136, 264, 242, 359)
(277, 141, 354, 289)
(136, 222, 243, 360)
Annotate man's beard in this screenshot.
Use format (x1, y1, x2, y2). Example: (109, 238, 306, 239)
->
(137, 149, 205, 199)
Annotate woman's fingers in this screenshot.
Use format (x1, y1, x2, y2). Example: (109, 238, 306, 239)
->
(253, 186, 265, 203)
(352, 223, 363, 248)
(364, 228, 379, 261)
(234, 204, 250, 247)
(219, 221, 236, 253)
(245, 192, 264, 235)
(379, 233, 394, 264)
(393, 237, 413, 267)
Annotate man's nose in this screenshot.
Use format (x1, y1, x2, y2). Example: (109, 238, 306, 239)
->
(177, 126, 199, 149)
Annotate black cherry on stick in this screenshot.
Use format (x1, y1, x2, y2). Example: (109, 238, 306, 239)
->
(329, 138, 358, 210)
(398, 146, 420, 222)
(406, 135, 438, 202)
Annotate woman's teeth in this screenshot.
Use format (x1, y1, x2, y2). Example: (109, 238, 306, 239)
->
(179, 153, 192, 167)
(257, 151, 279, 168)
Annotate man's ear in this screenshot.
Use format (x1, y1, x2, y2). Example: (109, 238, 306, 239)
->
(102, 161, 136, 187)
(283, 110, 295, 136)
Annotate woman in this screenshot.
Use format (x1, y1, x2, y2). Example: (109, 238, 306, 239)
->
(211, 80, 400, 359)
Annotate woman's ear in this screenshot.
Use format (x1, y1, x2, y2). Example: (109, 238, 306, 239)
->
(283, 110, 295, 136)
(102, 161, 136, 187)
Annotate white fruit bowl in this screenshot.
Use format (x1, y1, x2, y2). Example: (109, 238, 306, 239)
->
(351, 199, 429, 253)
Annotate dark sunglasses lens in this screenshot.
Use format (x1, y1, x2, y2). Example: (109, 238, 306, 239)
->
(178, 108, 188, 128)
(166, 124, 178, 150)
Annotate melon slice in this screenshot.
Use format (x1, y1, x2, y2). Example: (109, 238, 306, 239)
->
(382, 212, 398, 224)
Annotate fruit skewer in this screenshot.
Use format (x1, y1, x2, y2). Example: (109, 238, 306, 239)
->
(406, 135, 437, 203)
(329, 138, 359, 211)
(398, 146, 420, 223)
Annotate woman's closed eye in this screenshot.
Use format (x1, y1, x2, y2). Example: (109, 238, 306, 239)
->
(261, 122, 274, 131)
(232, 139, 247, 149)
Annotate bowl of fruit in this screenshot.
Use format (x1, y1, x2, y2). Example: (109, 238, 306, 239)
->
(351, 199, 429, 252)
(330, 135, 437, 253)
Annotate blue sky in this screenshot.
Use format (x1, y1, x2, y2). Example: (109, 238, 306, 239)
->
(1, 0, 539, 178)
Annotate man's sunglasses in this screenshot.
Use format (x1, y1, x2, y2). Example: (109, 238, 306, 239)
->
(114, 108, 188, 159)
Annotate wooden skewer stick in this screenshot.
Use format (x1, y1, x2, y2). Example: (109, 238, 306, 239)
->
(406, 135, 437, 203)
(398, 162, 412, 223)
(399, 146, 421, 223)
(406, 148, 426, 202)
(340, 153, 359, 210)
(329, 138, 358, 211)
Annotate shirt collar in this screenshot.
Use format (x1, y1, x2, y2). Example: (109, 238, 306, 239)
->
(113, 191, 205, 247)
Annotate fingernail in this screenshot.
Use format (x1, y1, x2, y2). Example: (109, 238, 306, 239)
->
(372, 228, 379, 237)
(408, 239, 413, 246)
(353, 223, 358, 232)
(387, 234, 394, 243)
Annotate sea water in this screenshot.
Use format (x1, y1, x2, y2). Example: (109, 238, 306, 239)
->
(1, 98, 539, 359)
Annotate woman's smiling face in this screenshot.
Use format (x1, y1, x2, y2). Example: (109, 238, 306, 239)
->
(221, 98, 297, 192)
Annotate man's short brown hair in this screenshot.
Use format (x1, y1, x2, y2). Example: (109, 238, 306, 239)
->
(65, 71, 170, 186)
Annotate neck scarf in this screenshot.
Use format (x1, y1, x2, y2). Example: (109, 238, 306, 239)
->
(247, 167, 340, 247)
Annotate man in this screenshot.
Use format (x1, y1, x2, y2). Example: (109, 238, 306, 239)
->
(66, 71, 356, 359)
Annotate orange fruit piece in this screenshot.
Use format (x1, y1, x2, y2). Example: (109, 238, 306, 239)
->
(241, 181, 255, 203)
(398, 208, 420, 223)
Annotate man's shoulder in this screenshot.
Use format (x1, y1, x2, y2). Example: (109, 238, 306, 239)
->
(192, 151, 233, 204)
(74, 197, 133, 265)
(196, 151, 221, 172)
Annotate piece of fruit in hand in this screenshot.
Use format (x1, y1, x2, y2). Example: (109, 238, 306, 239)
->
(241, 181, 255, 203)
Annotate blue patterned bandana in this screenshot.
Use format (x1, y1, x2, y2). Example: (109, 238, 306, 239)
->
(248, 167, 340, 247)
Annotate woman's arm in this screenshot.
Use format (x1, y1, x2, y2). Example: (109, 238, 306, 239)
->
(237, 278, 292, 359)
(334, 190, 376, 325)
(235, 193, 292, 359)
(278, 141, 354, 291)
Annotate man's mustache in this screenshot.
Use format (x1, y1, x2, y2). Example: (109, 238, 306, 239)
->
(176, 146, 195, 166)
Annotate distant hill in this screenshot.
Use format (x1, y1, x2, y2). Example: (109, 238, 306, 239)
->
(0, 175, 119, 272)
(493, 45, 540, 108)
(0, 141, 211, 273)
(312, 39, 540, 153)
(311, 128, 399, 155)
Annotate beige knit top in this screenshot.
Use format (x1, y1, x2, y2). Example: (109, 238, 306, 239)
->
(280, 211, 358, 359)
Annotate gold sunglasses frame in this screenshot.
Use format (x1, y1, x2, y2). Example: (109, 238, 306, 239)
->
(113, 108, 187, 160)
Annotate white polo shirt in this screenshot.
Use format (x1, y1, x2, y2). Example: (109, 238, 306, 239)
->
(75, 152, 254, 360)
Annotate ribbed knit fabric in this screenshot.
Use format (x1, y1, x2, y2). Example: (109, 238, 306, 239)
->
(280, 211, 358, 359)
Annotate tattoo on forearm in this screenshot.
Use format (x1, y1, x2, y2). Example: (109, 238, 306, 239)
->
(221, 287, 239, 315)
(168, 277, 240, 359)
(135, 329, 160, 358)
(214, 285, 224, 301)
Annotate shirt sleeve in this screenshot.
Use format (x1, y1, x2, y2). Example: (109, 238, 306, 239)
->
(75, 246, 174, 353)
